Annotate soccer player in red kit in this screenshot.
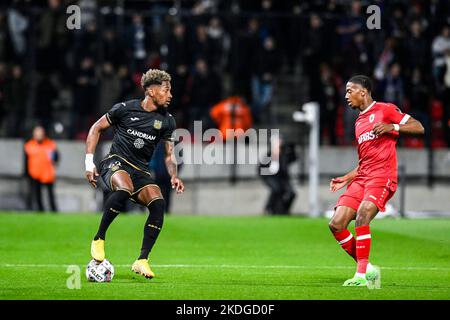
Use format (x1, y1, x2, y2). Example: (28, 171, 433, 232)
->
(329, 75, 424, 286)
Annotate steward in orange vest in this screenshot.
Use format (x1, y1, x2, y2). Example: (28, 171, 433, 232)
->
(24, 126, 59, 211)
(209, 96, 253, 140)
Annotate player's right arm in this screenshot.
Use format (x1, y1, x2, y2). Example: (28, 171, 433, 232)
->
(85, 115, 111, 188)
(330, 166, 358, 192)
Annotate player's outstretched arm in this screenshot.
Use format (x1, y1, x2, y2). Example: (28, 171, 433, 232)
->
(85, 115, 111, 188)
(373, 117, 425, 136)
(164, 140, 184, 193)
(330, 166, 358, 192)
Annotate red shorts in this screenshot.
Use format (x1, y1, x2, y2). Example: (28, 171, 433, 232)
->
(336, 176, 397, 212)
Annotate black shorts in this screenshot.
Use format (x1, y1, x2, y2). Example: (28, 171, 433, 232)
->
(98, 154, 158, 200)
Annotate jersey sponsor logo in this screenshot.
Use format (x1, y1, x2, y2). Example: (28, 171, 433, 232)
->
(130, 117, 140, 121)
(358, 130, 378, 144)
(127, 129, 156, 141)
(153, 120, 162, 130)
(133, 138, 145, 149)
(369, 114, 375, 123)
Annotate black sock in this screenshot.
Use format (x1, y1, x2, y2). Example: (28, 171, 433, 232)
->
(138, 198, 165, 260)
(94, 190, 130, 240)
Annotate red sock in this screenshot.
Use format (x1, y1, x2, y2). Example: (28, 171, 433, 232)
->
(355, 225, 371, 274)
(332, 229, 357, 261)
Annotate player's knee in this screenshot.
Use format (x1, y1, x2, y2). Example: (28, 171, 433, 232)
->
(106, 189, 131, 211)
(355, 204, 372, 226)
(115, 186, 133, 195)
(328, 219, 345, 233)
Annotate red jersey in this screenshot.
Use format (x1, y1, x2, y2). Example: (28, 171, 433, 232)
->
(355, 101, 410, 182)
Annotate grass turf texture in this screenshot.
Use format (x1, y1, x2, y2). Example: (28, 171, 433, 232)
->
(0, 212, 449, 300)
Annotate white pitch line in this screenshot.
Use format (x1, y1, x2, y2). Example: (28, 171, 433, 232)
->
(0, 263, 449, 271)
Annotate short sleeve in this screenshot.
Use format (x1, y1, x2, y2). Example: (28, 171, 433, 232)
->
(384, 103, 410, 124)
(106, 102, 126, 125)
(162, 114, 176, 142)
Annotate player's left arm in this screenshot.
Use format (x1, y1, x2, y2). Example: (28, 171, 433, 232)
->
(163, 140, 184, 193)
(373, 105, 425, 136)
(373, 116, 425, 136)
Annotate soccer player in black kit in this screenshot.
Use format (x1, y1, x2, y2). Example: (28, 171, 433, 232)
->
(85, 69, 184, 279)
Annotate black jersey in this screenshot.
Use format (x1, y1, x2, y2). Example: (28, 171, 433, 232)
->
(105, 99, 176, 171)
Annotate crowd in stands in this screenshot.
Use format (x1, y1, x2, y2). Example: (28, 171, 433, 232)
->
(0, 0, 449, 148)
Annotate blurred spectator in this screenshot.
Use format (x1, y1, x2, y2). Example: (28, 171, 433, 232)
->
(36, 0, 69, 74)
(98, 62, 120, 117)
(34, 74, 58, 130)
(259, 136, 296, 215)
(166, 22, 190, 72)
(191, 24, 214, 67)
(406, 2, 429, 33)
(251, 36, 279, 124)
(231, 18, 260, 102)
(374, 37, 398, 81)
(432, 25, 450, 91)
(336, 0, 365, 48)
(73, 21, 98, 68)
(24, 125, 59, 212)
(72, 56, 98, 138)
(0, 13, 11, 62)
(404, 20, 429, 75)
(170, 64, 189, 128)
(428, 0, 450, 29)
(117, 65, 138, 101)
(2, 65, 25, 137)
(206, 16, 230, 71)
(281, 2, 302, 74)
(317, 63, 340, 145)
(127, 14, 151, 73)
(186, 58, 222, 132)
(7, 3, 29, 64)
(258, 0, 281, 43)
(380, 62, 404, 107)
(388, 5, 408, 39)
(209, 95, 253, 141)
(303, 13, 327, 100)
(343, 32, 373, 77)
(406, 68, 431, 144)
(102, 30, 125, 68)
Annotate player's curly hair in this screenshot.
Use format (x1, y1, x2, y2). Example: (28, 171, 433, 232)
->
(348, 75, 373, 93)
(141, 69, 171, 89)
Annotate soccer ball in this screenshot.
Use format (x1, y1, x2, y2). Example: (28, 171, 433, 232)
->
(86, 259, 115, 282)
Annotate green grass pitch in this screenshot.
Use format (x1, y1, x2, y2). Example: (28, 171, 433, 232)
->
(0, 212, 449, 300)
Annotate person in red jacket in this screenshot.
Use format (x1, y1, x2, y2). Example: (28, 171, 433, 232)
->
(24, 125, 59, 212)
